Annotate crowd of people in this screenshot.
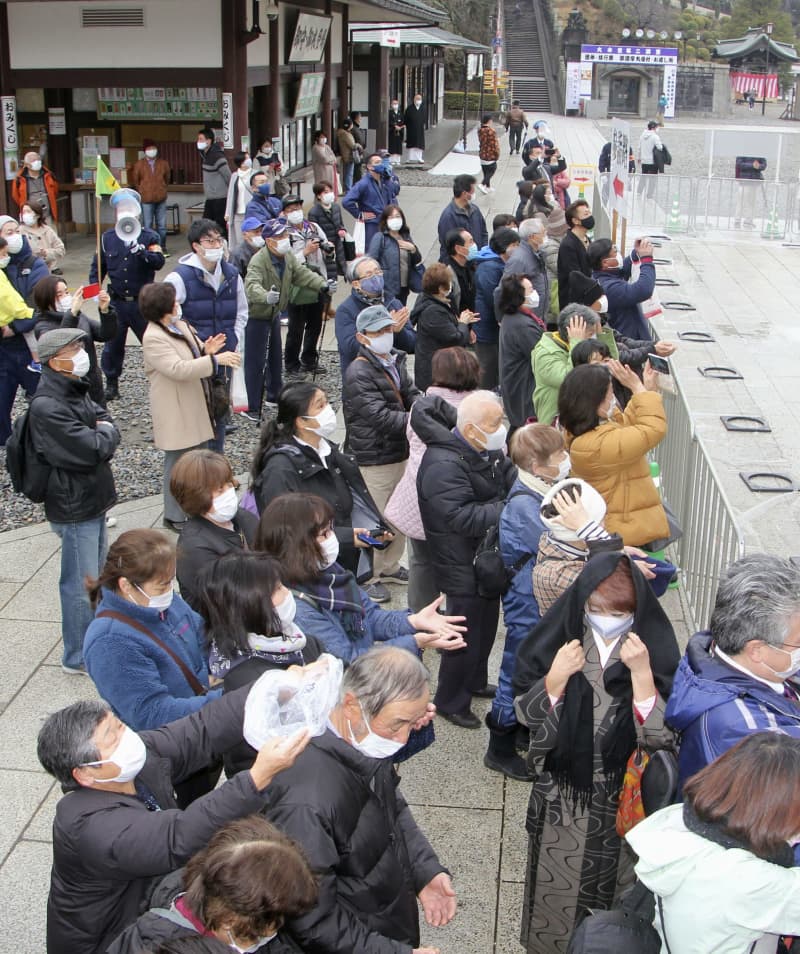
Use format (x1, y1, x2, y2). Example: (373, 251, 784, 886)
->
(4, 116, 799, 954)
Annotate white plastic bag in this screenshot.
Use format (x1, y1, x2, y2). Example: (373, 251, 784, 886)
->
(353, 219, 366, 257)
(243, 653, 344, 748)
(230, 338, 248, 414)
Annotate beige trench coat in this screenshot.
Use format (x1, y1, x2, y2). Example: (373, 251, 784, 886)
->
(142, 320, 215, 451)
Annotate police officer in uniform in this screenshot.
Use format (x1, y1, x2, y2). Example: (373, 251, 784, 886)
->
(89, 189, 165, 401)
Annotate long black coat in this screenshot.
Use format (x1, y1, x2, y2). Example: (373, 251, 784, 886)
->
(252, 437, 382, 574)
(556, 229, 592, 310)
(403, 103, 426, 149)
(264, 730, 446, 953)
(414, 396, 517, 595)
(409, 293, 471, 391)
(342, 346, 419, 467)
(47, 690, 265, 954)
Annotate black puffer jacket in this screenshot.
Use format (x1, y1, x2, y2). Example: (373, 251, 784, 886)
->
(252, 438, 382, 574)
(414, 396, 517, 595)
(28, 368, 120, 523)
(409, 294, 470, 391)
(342, 346, 418, 467)
(264, 730, 446, 954)
(308, 201, 346, 278)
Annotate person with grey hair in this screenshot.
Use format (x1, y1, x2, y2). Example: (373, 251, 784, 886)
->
(501, 217, 549, 323)
(666, 553, 800, 790)
(37, 690, 310, 954)
(264, 646, 457, 954)
(531, 303, 619, 425)
(414, 389, 517, 727)
(334, 255, 415, 376)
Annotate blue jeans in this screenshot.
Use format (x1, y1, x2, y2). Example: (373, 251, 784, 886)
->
(50, 515, 108, 668)
(142, 200, 167, 248)
(490, 622, 533, 727)
(342, 161, 354, 191)
(0, 339, 39, 445)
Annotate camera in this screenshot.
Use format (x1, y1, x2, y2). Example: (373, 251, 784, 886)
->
(320, 239, 335, 254)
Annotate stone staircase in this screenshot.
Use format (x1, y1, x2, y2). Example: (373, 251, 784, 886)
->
(504, 0, 552, 112)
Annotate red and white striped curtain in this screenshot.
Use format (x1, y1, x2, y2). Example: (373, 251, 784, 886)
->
(730, 71, 779, 99)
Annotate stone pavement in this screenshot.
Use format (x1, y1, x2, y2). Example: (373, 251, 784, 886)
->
(1, 111, 793, 951)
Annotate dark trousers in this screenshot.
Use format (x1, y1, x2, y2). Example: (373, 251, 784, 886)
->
(434, 592, 500, 715)
(509, 127, 523, 153)
(0, 339, 38, 445)
(481, 163, 497, 187)
(101, 299, 146, 382)
(244, 318, 283, 413)
(203, 198, 228, 237)
(285, 300, 324, 371)
(474, 340, 499, 391)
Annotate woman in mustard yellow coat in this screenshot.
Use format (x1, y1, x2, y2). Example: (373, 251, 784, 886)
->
(558, 359, 668, 547)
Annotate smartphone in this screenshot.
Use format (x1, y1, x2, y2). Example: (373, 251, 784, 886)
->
(357, 532, 390, 550)
(81, 283, 101, 299)
(648, 353, 671, 375)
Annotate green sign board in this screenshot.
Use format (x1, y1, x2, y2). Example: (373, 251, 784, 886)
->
(294, 74, 325, 119)
(97, 87, 220, 121)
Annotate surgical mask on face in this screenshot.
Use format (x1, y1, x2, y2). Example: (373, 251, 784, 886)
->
(597, 295, 609, 313)
(134, 581, 174, 611)
(364, 330, 394, 356)
(766, 645, 800, 679)
(228, 930, 277, 954)
(287, 209, 304, 226)
(249, 235, 266, 248)
(525, 290, 540, 309)
(581, 215, 595, 231)
(466, 243, 479, 260)
(319, 532, 340, 569)
(605, 396, 618, 420)
(474, 422, 507, 452)
(30, 160, 42, 172)
(358, 274, 384, 297)
(274, 237, 292, 255)
(0, 256, 9, 269)
(258, 183, 272, 196)
(349, 703, 405, 759)
(197, 140, 209, 151)
(391, 103, 399, 111)
(303, 403, 337, 438)
(586, 611, 634, 642)
(203, 247, 224, 264)
(21, 212, 36, 226)
(145, 149, 157, 159)
(414, 99, 422, 107)
(241, 158, 253, 170)
(556, 454, 572, 480)
(5, 233, 23, 254)
(321, 192, 335, 206)
(274, 590, 297, 635)
(88, 726, 147, 783)
(319, 137, 327, 146)
(58, 294, 73, 314)
(387, 217, 403, 232)
(70, 349, 91, 377)
(209, 485, 238, 523)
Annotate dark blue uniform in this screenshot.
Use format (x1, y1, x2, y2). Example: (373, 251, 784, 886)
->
(89, 228, 165, 385)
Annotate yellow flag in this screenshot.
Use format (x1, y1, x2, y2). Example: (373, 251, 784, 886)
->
(95, 156, 120, 197)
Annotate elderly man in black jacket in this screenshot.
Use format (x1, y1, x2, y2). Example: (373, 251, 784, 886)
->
(414, 390, 517, 727)
(29, 328, 121, 675)
(265, 646, 456, 954)
(343, 304, 419, 591)
(37, 689, 309, 954)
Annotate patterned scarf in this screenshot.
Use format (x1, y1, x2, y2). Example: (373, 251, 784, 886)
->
(294, 563, 366, 640)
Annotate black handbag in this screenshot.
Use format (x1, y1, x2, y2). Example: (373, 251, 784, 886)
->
(211, 373, 231, 425)
(641, 748, 680, 817)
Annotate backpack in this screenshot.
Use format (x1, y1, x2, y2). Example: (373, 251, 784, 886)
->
(473, 488, 538, 599)
(5, 400, 51, 503)
(567, 880, 662, 954)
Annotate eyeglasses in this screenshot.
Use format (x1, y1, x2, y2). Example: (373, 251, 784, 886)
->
(199, 238, 223, 248)
(358, 268, 383, 279)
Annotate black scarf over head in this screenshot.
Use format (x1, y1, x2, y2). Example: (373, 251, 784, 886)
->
(512, 551, 680, 808)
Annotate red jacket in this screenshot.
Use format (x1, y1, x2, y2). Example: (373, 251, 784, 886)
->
(11, 167, 59, 222)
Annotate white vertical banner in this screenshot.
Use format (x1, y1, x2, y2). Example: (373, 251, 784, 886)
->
(609, 117, 631, 219)
(565, 63, 582, 110)
(662, 65, 677, 119)
(221, 92, 234, 149)
(1, 96, 19, 182)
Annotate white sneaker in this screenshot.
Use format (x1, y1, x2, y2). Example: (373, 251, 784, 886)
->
(477, 184, 489, 194)
(106, 515, 117, 528)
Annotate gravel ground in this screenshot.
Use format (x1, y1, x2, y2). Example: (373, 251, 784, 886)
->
(0, 337, 345, 533)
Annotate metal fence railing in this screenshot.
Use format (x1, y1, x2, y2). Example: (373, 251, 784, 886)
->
(598, 172, 800, 240)
(652, 376, 746, 633)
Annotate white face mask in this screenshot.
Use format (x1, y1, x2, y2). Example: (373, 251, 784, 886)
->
(303, 403, 337, 439)
(134, 581, 174, 611)
(228, 929, 277, 954)
(58, 294, 73, 314)
(5, 233, 23, 254)
(349, 703, 405, 759)
(597, 295, 609, 313)
(203, 246, 224, 264)
(86, 726, 147, 784)
(391, 103, 399, 111)
(197, 140, 209, 151)
(474, 422, 507, 452)
(321, 192, 335, 206)
(21, 212, 36, 226)
(287, 209, 304, 226)
(414, 99, 422, 107)
(30, 160, 42, 172)
(209, 485, 238, 523)
(387, 217, 403, 232)
(525, 290, 540, 309)
(319, 533, 340, 569)
(274, 237, 292, 255)
(604, 396, 618, 420)
(766, 645, 800, 679)
(273, 590, 297, 635)
(70, 349, 91, 377)
(363, 331, 394, 356)
(0, 256, 9, 269)
(241, 158, 253, 170)
(319, 137, 327, 146)
(145, 148, 157, 159)
(249, 235, 266, 248)
(556, 454, 571, 481)
(586, 610, 634, 642)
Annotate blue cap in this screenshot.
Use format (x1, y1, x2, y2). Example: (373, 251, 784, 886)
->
(356, 305, 394, 333)
(241, 216, 262, 233)
(261, 217, 288, 238)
